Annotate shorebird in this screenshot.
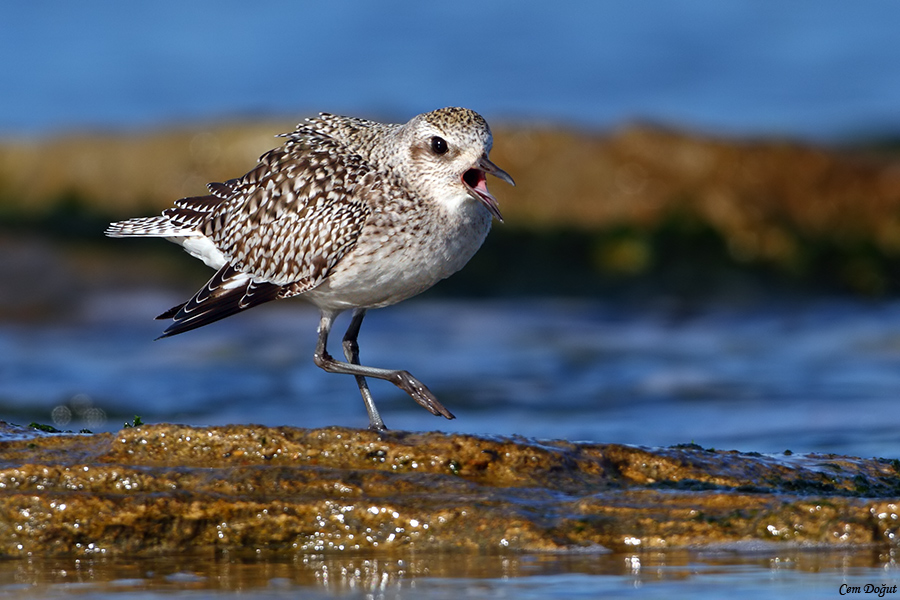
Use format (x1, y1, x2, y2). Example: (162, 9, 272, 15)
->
(106, 107, 514, 431)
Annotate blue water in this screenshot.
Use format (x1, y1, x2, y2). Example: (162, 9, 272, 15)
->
(3, 1, 900, 140)
(3, 290, 900, 459)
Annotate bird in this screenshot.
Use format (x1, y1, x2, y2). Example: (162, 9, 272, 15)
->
(106, 107, 515, 431)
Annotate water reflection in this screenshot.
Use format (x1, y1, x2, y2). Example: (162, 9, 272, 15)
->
(0, 549, 897, 598)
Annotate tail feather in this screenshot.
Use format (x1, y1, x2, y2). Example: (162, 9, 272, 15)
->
(105, 215, 196, 238)
(157, 264, 281, 338)
(106, 191, 230, 238)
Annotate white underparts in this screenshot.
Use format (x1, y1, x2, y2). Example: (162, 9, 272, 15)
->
(170, 235, 228, 270)
(435, 188, 479, 216)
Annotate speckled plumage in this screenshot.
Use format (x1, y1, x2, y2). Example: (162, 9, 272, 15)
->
(106, 107, 514, 430)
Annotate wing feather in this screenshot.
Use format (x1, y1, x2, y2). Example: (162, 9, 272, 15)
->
(116, 123, 381, 336)
(157, 264, 280, 338)
(204, 133, 373, 288)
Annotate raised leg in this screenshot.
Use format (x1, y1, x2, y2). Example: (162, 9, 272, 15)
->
(313, 310, 455, 431)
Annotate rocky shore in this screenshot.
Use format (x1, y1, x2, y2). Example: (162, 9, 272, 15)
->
(2, 123, 900, 559)
(1, 422, 898, 557)
(3, 122, 900, 295)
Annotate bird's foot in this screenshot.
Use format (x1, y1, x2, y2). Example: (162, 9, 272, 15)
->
(391, 371, 455, 420)
(366, 417, 389, 433)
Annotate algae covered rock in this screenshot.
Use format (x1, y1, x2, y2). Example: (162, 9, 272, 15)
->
(0, 422, 898, 557)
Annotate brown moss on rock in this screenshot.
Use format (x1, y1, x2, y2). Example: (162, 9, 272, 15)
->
(4, 123, 900, 296)
(5, 123, 900, 253)
(1, 422, 899, 557)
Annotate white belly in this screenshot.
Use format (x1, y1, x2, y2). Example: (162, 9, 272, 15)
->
(303, 194, 493, 311)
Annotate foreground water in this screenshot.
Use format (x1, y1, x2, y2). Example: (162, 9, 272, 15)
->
(1, 550, 898, 599)
(3, 292, 900, 597)
(2, 293, 899, 459)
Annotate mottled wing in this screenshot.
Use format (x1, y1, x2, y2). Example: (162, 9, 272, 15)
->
(204, 131, 373, 293)
(159, 181, 236, 231)
(152, 127, 376, 337)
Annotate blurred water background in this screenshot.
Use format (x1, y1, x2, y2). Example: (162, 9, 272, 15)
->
(3, 1, 900, 597)
(3, 1, 900, 140)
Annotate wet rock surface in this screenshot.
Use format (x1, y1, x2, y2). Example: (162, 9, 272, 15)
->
(1, 422, 898, 557)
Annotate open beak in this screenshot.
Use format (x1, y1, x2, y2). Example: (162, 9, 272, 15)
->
(462, 155, 515, 222)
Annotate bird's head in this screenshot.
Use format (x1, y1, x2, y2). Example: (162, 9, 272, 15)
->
(398, 107, 515, 221)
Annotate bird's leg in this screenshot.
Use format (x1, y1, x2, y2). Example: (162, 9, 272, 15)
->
(340, 309, 386, 432)
(314, 310, 455, 428)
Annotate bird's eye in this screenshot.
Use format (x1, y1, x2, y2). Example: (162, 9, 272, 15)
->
(430, 136, 448, 155)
